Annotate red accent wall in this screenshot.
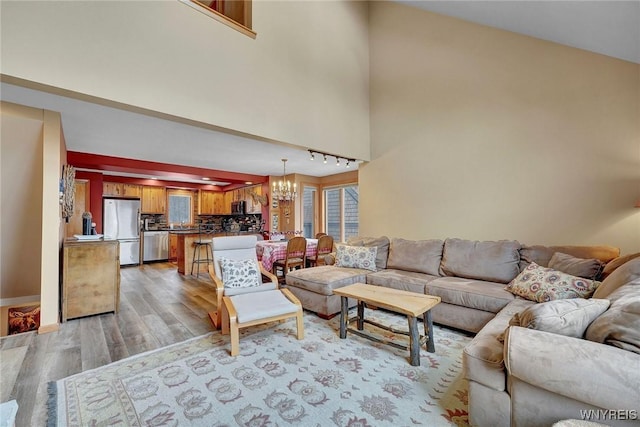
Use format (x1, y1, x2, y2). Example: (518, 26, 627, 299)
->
(76, 171, 104, 233)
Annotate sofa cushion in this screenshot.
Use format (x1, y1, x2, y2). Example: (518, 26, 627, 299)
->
(600, 252, 640, 280)
(518, 245, 619, 272)
(463, 298, 534, 391)
(285, 265, 368, 296)
(592, 256, 640, 299)
(506, 262, 600, 302)
(334, 244, 377, 271)
(586, 277, 640, 354)
(548, 252, 605, 281)
(426, 277, 516, 313)
(440, 238, 521, 284)
(386, 238, 444, 276)
(505, 298, 610, 340)
(346, 236, 390, 270)
(366, 269, 439, 294)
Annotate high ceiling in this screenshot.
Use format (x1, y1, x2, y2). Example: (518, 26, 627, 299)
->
(2, 1, 637, 185)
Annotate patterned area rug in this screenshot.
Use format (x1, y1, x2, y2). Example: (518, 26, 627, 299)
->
(48, 310, 471, 426)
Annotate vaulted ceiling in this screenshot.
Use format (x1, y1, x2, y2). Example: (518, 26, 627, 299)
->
(2, 1, 637, 185)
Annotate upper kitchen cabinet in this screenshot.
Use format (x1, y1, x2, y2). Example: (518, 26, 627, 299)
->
(142, 186, 166, 214)
(198, 190, 225, 215)
(103, 182, 142, 198)
(223, 192, 234, 215)
(123, 184, 142, 198)
(199, 190, 215, 215)
(103, 182, 124, 196)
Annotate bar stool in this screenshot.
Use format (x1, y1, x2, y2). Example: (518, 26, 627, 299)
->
(191, 225, 213, 278)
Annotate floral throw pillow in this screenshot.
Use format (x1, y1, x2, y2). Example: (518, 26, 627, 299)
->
(505, 262, 600, 303)
(335, 244, 378, 271)
(219, 258, 261, 288)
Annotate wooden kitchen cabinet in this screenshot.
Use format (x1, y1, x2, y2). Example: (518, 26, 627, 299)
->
(198, 190, 216, 215)
(123, 184, 142, 198)
(169, 233, 178, 262)
(62, 239, 120, 322)
(104, 182, 142, 198)
(223, 192, 234, 214)
(142, 186, 166, 213)
(213, 193, 225, 214)
(103, 182, 124, 196)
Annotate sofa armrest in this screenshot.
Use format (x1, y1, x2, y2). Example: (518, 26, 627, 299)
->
(324, 252, 336, 265)
(504, 326, 640, 412)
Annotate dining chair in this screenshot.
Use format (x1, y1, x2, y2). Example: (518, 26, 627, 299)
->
(315, 232, 328, 239)
(272, 236, 307, 284)
(307, 234, 334, 267)
(207, 235, 279, 329)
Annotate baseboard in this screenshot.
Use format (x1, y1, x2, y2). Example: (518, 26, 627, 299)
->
(38, 323, 59, 334)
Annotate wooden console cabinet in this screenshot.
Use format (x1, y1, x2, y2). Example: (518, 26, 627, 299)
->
(62, 239, 120, 322)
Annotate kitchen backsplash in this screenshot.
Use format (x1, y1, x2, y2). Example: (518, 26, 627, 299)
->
(140, 213, 263, 233)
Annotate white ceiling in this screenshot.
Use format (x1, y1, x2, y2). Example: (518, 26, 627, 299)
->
(2, 1, 638, 185)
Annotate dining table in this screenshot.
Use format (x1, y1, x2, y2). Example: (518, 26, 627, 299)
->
(256, 238, 318, 272)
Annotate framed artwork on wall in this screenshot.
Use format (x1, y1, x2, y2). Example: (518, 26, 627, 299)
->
(8, 304, 40, 335)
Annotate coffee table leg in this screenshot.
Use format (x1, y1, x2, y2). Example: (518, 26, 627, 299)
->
(339, 296, 348, 339)
(408, 315, 420, 366)
(357, 300, 364, 330)
(423, 310, 435, 353)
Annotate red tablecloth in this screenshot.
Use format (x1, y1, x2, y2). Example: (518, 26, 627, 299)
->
(256, 239, 318, 272)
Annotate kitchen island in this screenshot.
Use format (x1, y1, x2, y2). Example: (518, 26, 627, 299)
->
(170, 230, 264, 275)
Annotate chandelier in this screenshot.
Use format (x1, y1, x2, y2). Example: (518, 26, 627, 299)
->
(272, 158, 297, 202)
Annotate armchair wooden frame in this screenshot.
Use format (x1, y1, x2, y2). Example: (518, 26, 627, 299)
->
(221, 288, 304, 356)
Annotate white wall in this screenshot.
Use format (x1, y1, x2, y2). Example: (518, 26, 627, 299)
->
(363, 2, 640, 254)
(0, 102, 63, 332)
(1, 104, 44, 301)
(0, 1, 370, 161)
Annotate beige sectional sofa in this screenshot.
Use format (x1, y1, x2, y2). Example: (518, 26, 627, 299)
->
(285, 236, 640, 426)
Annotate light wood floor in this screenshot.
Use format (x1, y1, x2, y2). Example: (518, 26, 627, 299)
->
(0, 262, 217, 426)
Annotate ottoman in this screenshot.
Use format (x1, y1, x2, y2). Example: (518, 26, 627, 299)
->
(285, 265, 369, 318)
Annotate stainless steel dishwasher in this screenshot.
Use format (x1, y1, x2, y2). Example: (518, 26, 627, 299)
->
(143, 231, 169, 262)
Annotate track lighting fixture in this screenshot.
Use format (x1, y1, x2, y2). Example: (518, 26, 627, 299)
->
(307, 149, 357, 169)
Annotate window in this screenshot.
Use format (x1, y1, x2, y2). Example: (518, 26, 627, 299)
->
(324, 185, 358, 242)
(181, 0, 255, 39)
(168, 190, 193, 225)
(302, 186, 317, 238)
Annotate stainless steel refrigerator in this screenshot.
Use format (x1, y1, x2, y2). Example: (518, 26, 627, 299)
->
(103, 198, 141, 266)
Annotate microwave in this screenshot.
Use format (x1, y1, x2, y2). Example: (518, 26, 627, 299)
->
(231, 201, 246, 215)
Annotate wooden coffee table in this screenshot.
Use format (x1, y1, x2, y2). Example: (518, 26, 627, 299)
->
(333, 283, 441, 366)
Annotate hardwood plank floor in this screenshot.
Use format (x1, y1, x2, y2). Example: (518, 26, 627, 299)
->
(0, 262, 217, 426)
